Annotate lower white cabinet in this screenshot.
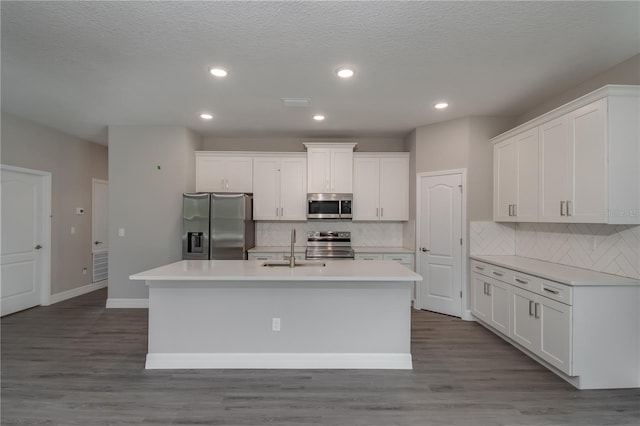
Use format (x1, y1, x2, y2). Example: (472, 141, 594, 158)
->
(470, 258, 639, 389)
(248, 250, 305, 261)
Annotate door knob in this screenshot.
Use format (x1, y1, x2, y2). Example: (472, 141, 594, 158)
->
(94, 241, 103, 245)
(420, 247, 429, 252)
(34, 245, 43, 250)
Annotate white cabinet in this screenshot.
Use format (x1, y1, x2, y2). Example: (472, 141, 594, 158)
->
(492, 85, 639, 224)
(196, 152, 253, 193)
(252, 155, 306, 221)
(353, 153, 409, 221)
(493, 128, 538, 222)
(304, 143, 356, 193)
(471, 257, 640, 389)
(248, 250, 305, 261)
(511, 285, 572, 374)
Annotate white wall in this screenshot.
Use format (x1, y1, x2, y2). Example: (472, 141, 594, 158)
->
(107, 126, 201, 302)
(1, 112, 108, 295)
(203, 135, 405, 152)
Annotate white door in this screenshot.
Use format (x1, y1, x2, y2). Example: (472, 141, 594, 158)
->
(416, 172, 463, 317)
(1, 167, 51, 316)
(92, 179, 109, 252)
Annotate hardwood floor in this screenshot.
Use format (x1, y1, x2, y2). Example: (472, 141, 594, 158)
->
(2, 289, 639, 426)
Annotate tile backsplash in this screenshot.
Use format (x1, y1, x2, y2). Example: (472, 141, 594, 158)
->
(470, 221, 639, 279)
(256, 221, 405, 247)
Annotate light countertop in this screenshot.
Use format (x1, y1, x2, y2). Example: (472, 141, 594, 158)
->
(130, 260, 422, 282)
(249, 246, 414, 254)
(471, 255, 639, 286)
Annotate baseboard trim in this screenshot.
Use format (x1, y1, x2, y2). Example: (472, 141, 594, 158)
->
(106, 298, 149, 309)
(461, 309, 475, 321)
(145, 352, 413, 370)
(49, 280, 107, 305)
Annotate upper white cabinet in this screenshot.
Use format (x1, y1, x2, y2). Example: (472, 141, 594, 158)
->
(252, 155, 307, 221)
(196, 152, 253, 193)
(353, 153, 409, 221)
(304, 143, 356, 193)
(492, 85, 639, 224)
(493, 128, 539, 222)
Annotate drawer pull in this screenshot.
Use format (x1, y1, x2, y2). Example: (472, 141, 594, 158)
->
(515, 278, 529, 285)
(492, 271, 504, 277)
(529, 300, 534, 316)
(475, 265, 485, 271)
(391, 258, 403, 261)
(534, 302, 540, 319)
(543, 287, 560, 295)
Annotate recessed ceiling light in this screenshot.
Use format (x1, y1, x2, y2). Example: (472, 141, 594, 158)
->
(434, 102, 449, 110)
(313, 114, 326, 121)
(336, 67, 355, 78)
(209, 67, 228, 77)
(200, 113, 213, 120)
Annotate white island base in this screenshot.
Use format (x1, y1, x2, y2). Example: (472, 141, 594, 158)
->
(131, 260, 420, 370)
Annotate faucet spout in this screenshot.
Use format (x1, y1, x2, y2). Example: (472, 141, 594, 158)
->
(289, 229, 296, 268)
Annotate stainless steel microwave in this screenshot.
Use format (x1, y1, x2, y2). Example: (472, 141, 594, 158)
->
(307, 193, 353, 219)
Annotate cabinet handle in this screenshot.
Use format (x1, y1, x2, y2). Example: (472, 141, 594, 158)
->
(276, 208, 279, 216)
(483, 283, 487, 295)
(492, 271, 503, 277)
(381, 207, 384, 217)
(566, 200, 572, 216)
(515, 278, 528, 285)
(486, 284, 491, 296)
(543, 287, 559, 295)
(560, 200, 566, 216)
(508, 204, 512, 216)
(529, 300, 534, 316)
(513, 204, 517, 216)
(534, 302, 540, 319)
(376, 208, 379, 217)
(475, 265, 485, 271)
(280, 207, 283, 216)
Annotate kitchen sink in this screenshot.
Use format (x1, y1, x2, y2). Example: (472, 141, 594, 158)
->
(261, 260, 326, 268)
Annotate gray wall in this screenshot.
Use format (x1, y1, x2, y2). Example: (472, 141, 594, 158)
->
(1, 112, 108, 295)
(518, 54, 640, 124)
(107, 126, 201, 301)
(203, 136, 405, 152)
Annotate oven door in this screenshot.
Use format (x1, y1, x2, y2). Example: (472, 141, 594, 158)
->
(307, 200, 340, 219)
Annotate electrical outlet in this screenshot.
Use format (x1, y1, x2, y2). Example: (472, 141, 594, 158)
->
(272, 317, 281, 332)
(82, 267, 88, 275)
(118, 228, 125, 237)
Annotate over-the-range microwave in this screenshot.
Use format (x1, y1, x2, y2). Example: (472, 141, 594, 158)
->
(307, 193, 353, 220)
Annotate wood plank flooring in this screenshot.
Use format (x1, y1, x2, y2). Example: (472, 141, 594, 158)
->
(2, 288, 639, 426)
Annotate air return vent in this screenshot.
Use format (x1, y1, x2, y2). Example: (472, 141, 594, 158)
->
(281, 98, 310, 108)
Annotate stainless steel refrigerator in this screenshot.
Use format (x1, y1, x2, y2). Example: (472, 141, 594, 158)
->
(182, 193, 255, 260)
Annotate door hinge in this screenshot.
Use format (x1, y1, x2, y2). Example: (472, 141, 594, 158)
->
(458, 184, 463, 192)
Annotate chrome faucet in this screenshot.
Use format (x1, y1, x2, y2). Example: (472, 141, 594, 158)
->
(289, 228, 296, 268)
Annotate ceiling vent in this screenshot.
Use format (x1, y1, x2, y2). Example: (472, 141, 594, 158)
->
(281, 98, 311, 108)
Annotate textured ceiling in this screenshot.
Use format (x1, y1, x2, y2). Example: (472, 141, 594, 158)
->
(2, 1, 639, 145)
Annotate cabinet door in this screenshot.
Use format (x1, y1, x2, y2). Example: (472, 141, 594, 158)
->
(353, 157, 380, 220)
(331, 149, 354, 193)
(279, 158, 307, 221)
(568, 98, 607, 223)
(538, 296, 572, 375)
(196, 156, 226, 192)
(225, 157, 253, 193)
(489, 278, 510, 336)
(252, 158, 280, 220)
(379, 157, 409, 221)
(539, 116, 571, 222)
(307, 149, 330, 193)
(493, 138, 517, 222)
(510, 286, 539, 352)
(471, 274, 491, 322)
(515, 129, 539, 222)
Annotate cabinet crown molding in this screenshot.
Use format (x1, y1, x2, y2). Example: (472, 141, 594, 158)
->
(491, 84, 640, 144)
(353, 152, 410, 158)
(303, 142, 357, 150)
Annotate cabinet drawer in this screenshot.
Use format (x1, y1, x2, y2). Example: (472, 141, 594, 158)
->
(487, 265, 513, 283)
(355, 253, 383, 261)
(537, 279, 573, 305)
(511, 271, 540, 291)
(383, 253, 413, 264)
(248, 252, 280, 261)
(471, 260, 492, 277)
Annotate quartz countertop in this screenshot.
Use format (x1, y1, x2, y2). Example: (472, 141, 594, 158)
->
(471, 255, 639, 286)
(130, 260, 422, 282)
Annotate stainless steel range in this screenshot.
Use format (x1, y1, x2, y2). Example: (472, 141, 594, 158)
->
(305, 231, 355, 260)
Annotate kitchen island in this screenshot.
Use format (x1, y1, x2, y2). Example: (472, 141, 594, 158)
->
(130, 260, 422, 370)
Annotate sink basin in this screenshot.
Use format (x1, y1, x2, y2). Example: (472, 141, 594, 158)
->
(262, 260, 326, 268)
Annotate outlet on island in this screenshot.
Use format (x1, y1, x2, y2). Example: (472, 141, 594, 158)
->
(272, 317, 281, 332)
